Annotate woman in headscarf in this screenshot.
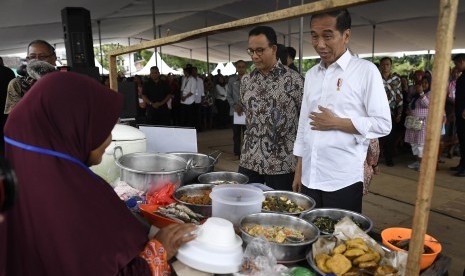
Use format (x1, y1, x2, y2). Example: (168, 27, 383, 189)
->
(404, 76, 431, 171)
(1, 72, 196, 276)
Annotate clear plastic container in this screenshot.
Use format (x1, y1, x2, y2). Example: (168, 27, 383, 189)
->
(209, 184, 264, 227)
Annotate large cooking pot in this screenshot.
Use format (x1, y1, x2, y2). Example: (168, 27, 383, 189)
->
(115, 152, 189, 192)
(90, 124, 146, 185)
(168, 151, 221, 183)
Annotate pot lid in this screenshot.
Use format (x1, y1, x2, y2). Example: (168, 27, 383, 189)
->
(111, 124, 146, 141)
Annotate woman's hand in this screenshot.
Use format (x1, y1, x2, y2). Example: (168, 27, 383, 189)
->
(155, 223, 197, 260)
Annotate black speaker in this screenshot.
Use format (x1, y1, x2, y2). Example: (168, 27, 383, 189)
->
(118, 82, 138, 119)
(61, 7, 95, 68)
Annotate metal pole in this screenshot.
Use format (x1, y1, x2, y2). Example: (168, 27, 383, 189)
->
(288, 0, 292, 46)
(190, 49, 192, 63)
(128, 37, 131, 76)
(159, 25, 163, 73)
(298, 0, 304, 74)
(97, 20, 103, 75)
(152, 0, 158, 67)
(205, 11, 209, 74)
(372, 24, 376, 60)
(228, 44, 231, 62)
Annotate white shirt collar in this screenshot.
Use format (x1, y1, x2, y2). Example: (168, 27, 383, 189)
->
(318, 49, 351, 71)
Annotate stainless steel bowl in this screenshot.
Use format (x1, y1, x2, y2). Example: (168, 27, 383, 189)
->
(173, 184, 215, 217)
(197, 171, 249, 185)
(262, 191, 316, 216)
(240, 213, 320, 263)
(168, 151, 220, 184)
(299, 208, 373, 237)
(115, 152, 187, 192)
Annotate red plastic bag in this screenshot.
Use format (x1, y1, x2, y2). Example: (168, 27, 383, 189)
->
(146, 183, 177, 206)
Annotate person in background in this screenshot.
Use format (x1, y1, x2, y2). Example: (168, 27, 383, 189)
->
(286, 46, 299, 72)
(292, 9, 391, 213)
(179, 65, 196, 127)
(0, 57, 15, 154)
(405, 77, 431, 172)
(240, 26, 304, 190)
(276, 44, 289, 65)
(200, 76, 215, 130)
(450, 53, 465, 176)
(4, 39, 57, 114)
(227, 60, 247, 160)
(214, 75, 229, 128)
(363, 139, 380, 195)
(133, 75, 147, 125)
(2, 71, 196, 275)
(443, 67, 461, 158)
(192, 67, 205, 131)
(167, 73, 181, 126)
(142, 66, 172, 126)
(379, 57, 403, 167)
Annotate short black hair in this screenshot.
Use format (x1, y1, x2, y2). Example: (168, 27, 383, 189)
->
(150, 66, 159, 72)
(453, 53, 465, 62)
(311, 9, 351, 34)
(248, 26, 277, 46)
(276, 44, 288, 64)
(380, 57, 392, 64)
(27, 40, 55, 55)
(235, 60, 246, 66)
(286, 47, 296, 60)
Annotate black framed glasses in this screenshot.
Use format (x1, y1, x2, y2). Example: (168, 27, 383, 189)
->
(246, 47, 270, 57)
(26, 54, 54, 61)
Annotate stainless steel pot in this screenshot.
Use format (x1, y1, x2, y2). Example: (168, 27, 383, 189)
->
(168, 151, 221, 184)
(115, 152, 188, 192)
(173, 184, 215, 217)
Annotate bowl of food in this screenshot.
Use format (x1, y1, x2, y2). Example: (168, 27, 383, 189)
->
(299, 208, 373, 237)
(197, 171, 249, 185)
(139, 204, 182, 228)
(381, 227, 441, 270)
(262, 191, 316, 215)
(240, 213, 320, 263)
(173, 184, 215, 217)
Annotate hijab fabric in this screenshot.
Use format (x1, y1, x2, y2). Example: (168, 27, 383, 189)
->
(2, 72, 148, 275)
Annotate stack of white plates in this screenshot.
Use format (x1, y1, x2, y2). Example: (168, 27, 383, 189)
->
(176, 217, 243, 274)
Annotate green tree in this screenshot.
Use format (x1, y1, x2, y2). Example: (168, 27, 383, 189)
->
(93, 44, 126, 74)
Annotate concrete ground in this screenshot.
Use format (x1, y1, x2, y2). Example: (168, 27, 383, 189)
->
(196, 128, 465, 275)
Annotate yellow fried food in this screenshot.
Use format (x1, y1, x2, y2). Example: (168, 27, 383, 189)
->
(372, 250, 381, 263)
(333, 243, 347, 254)
(374, 265, 398, 276)
(353, 252, 377, 265)
(344, 248, 366, 258)
(347, 242, 369, 252)
(341, 268, 359, 276)
(345, 238, 365, 246)
(315, 253, 332, 274)
(326, 253, 352, 275)
(358, 261, 378, 268)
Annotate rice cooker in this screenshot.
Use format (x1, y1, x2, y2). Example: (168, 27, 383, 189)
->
(90, 124, 146, 186)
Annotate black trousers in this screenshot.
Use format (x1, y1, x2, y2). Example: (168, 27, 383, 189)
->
(232, 124, 245, 156)
(456, 116, 465, 168)
(238, 166, 294, 191)
(300, 182, 363, 213)
(179, 103, 195, 128)
(380, 119, 400, 164)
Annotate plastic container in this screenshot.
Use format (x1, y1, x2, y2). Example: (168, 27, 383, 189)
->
(209, 184, 264, 227)
(176, 217, 243, 274)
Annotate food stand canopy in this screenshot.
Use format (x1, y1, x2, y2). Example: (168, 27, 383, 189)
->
(0, 0, 464, 62)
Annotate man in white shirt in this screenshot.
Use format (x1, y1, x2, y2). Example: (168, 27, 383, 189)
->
(192, 67, 205, 131)
(179, 65, 196, 127)
(292, 9, 391, 213)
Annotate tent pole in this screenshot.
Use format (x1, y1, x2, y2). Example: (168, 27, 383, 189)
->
(405, 0, 458, 274)
(97, 20, 103, 75)
(128, 38, 131, 76)
(205, 12, 209, 74)
(298, 0, 304, 74)
(371, 24, 375, 60)
(190, 49, 192, 63)
(288, 0, 292, 46)
(228, 44, 231, 62)
(159, 25, 163, 73)
(152, 0, 157, 67)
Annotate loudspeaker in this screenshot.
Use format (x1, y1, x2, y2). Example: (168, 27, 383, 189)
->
(118, 82, 138, 119)
(61, 7, 95, 68)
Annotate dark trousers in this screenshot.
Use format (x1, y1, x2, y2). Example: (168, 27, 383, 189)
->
(300, 182, 363, 213)
(193, 103, 202, 131)
(232, 124, 245, 156)
(179, 103, 195, 128)
(238, 166, 294, 191)
(456, 116, 465, 168)
(380, 119, 399, 164)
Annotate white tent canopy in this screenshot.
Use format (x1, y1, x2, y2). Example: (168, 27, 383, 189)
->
(211, 63, 225, 76)
(135, 52, 178, 75)
(94, 58, 109, 75)
(223, 62, 236, 75)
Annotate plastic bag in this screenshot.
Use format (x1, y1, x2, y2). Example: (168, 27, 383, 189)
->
(235, 237, 289, 276)
(146, 183, 177, 205)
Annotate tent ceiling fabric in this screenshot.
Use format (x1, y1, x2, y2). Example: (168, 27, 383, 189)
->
(0, 0, 464, 63)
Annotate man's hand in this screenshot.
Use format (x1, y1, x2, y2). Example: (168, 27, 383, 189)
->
(309, 106, 338, 131)
(234, 104, 244, 116)
(292, 157, 302, 193)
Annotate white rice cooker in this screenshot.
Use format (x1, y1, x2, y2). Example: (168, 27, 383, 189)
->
(90, 124, 146, 185)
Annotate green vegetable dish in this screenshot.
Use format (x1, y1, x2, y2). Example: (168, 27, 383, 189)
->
(262, 196, 305, 213)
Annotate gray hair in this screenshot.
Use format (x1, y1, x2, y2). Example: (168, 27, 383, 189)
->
(26, 60, 56, 80)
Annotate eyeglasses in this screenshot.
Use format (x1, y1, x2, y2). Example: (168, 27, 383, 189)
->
(246, 47, 270, 57)
(26, 54, 54, 61)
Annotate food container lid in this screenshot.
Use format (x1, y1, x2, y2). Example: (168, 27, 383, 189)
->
(111, 124, 146, 141)
(210, 184, 264, 205)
